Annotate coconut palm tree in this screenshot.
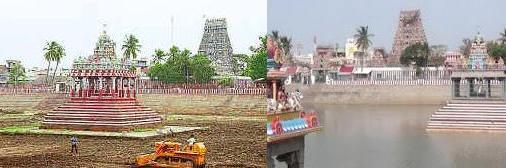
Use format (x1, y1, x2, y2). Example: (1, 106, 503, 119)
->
(43, 41, 63, 84)
(122, 34, 141, 60)
(279, 36, 293, 65)
(51, 43, 65, 83)
(354, 26, 374, 70)
(500, 28, 506, 44)
(271, 30, 280, 42)
(152, 49, 166, 63)
(43, 42, 53, 84)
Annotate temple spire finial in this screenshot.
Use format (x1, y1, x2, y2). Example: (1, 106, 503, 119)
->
(102, 23, 107, 34)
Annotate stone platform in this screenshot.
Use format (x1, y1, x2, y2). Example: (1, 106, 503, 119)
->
(427, 99, 506, 131)
(41, 97, 162, 132)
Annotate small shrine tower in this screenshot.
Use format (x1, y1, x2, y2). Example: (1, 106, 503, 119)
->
(42, 28, 161, 132)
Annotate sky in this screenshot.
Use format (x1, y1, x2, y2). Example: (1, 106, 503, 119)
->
(268, 0, 506, 54)
(0, 0, 266, 69)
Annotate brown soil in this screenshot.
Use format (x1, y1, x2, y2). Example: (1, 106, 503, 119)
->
(0, 95, 266, 168)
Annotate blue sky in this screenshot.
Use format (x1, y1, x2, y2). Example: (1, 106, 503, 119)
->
(0, 0, 266, 68)
(268, 0, 506, 54)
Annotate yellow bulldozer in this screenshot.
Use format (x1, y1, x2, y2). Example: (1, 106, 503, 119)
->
(135, 141, 207, 168)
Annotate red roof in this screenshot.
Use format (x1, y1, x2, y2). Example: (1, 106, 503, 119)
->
(286, 66, 298, 75)
(339, 65, 354, 73)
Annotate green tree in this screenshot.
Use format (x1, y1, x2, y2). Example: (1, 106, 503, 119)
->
(52, 43, 65, 83)
(245, 51, 267, 80)
(489, 43, 506, 62)
(43, 41, 65, 84)
(400, 43, 430, 77)
(244, 36, 267, 80)
(8, 63, 26, 90)
(354, 26, 374, 70)
(122, 34, 141, 60)
(218, 76, 234, 87)
(429, 45, 447, 68)
(231, 54, 249, 75)
(190, 53, 215, 83)
(152, 49, 167, 63)
(148, 46, 191, 83)
(500, 28, 506, 44)
(460, 38, 472, 58)
(249, 36, 267, 53)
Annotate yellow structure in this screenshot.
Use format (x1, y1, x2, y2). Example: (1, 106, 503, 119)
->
(345, 38, 358, 61)
(136, 141, 207, 168)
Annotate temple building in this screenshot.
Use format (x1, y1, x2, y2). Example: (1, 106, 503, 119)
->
(389, 9, 427, 66)
(468, 33, 492, 69)
(444, 51, 463, 68)
(41, 28, 161, 132)
(198, 18, 233, 75)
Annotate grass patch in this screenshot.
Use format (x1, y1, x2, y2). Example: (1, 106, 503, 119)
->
(132, 128, 157, 132)
(0, 124, 39, 133)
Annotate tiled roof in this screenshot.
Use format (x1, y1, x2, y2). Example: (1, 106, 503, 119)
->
(339, 65, 354, 73)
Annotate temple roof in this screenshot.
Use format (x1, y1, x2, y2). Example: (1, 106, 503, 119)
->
(72, 28, 132, 72)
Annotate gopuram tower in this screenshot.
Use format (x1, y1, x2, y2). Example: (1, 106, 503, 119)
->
(198, 18, 233, 75)
(389, 9, 427, 66)
(41, 28, 162, 132)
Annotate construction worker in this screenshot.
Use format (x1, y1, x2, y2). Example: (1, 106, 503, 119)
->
(70, 136, 78, 156)
(187, 135, 196, 150)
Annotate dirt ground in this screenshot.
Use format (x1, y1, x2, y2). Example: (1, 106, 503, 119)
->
(0, 95, 266, 168)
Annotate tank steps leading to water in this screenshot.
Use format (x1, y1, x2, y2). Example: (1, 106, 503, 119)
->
(427, 99, 506, 131)
(41, 97, 162, 132)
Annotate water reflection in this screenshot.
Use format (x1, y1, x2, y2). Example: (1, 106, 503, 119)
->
(304, 104, 506, 168)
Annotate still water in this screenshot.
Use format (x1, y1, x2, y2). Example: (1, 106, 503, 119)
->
(304, 105, 506, 168)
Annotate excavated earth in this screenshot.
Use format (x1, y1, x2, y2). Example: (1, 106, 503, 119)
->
(0, 94, 266, 168)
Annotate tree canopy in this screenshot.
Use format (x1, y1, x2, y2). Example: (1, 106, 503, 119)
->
(8, 63, 26, 87)
(489, 43, 506, 62)
(147, 46, 216, 84)
(244, 36, 267, 80)
(400, 42, 430, 67)
(122, 34, 141, 60)
(43, 41, 65, 84)
(190, 53, 215, 83)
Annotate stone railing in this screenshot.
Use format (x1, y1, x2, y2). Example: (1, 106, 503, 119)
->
(326, 79, 505, 86)
(327, 80, 452, 85)
(452, 64, 506, 70)
(138, 88, 267, 95)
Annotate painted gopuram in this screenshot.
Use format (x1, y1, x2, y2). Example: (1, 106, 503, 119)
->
(41, 29, 162, 132)
(389, 9, 427, 66)
(267, 36, 321, 168)
(427, 33, 506, 131)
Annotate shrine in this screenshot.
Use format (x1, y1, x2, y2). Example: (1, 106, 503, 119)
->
(266, 36, 321, 168)
(427, 33, 506, 131)
(451, 33, 506, 99)
(41, 28, 162, 132)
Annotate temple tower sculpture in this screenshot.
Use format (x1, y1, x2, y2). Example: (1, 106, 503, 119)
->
(389, 9, 427, 66)
(198, 18, 233, 75)
(468, 32, 490, 69)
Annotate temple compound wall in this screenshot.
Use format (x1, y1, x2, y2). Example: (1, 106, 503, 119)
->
(289, 84, 451, 105)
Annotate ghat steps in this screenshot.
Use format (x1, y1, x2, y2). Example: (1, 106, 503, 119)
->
(41, 97, 162, 132)
(427, 99, 506, 131)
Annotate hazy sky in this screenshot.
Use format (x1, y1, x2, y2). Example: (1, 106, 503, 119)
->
(268, 0, 506, 54)
(0, 0, 266, 68)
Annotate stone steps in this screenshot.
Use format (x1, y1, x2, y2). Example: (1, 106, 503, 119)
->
(44, 115, 161, 121)
(55, 107, 152, 112)
(43, 118, 161, 124)
(438, 109, 506, 113)
(427, 100, 506, 131)
(42, 97, 162, 132)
